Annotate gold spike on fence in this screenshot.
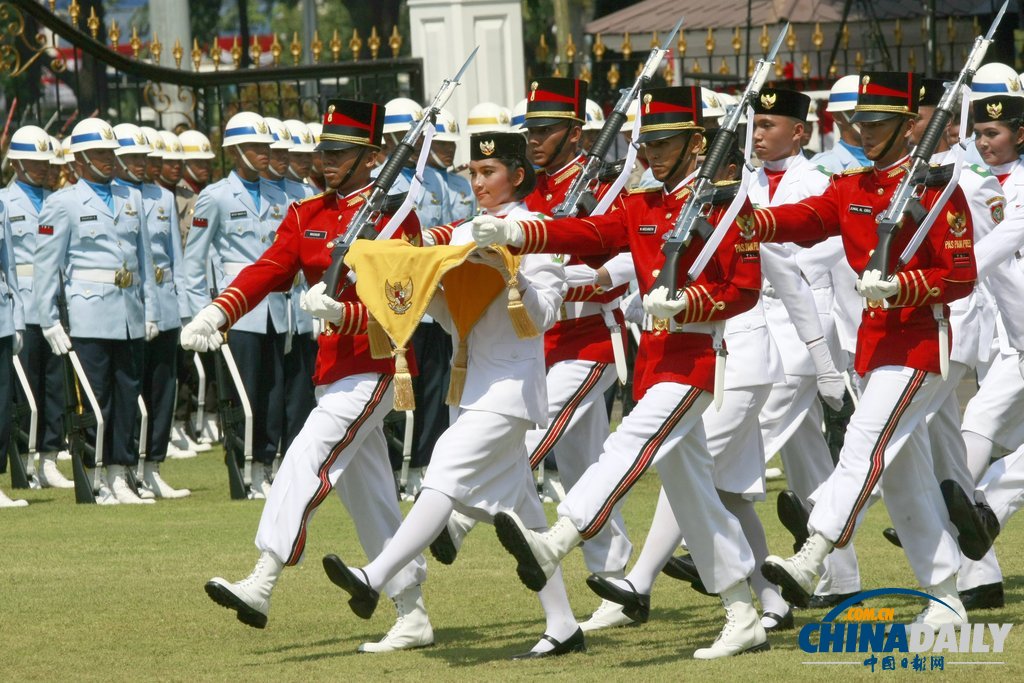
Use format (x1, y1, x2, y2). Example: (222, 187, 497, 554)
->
(69, 0, 80, 27)
(705, 27, 715, 54)
(290, 32, 302, 65)
(894, 19, 903, 47)
(580, 64, 592, 83)
(86, 6, 99, 39)
(812, 23, 824, 50)
(621, 32, 632, 61)
(108, 20, 120, 49)
(172, 38, 183, 68)
(212, 40, 222, 70)
(607, 62, 620, 89)
(330, 29, 342, 61)
(346, 29, 359, 61)
(129, 25, 141, 59)
(800, 54, 810, 78)
(368, 26, 381, 59)
(537, 34, 549, 62)
(389, 26, 402, 58)
(151, 32, 162, 64)
(249, 35, 261, 66)
(192, 38, 202, 71)
(718, 57, 729, 75)
(565, 33, 576, 63)
(271, 34, 282, 66)
(230, 35, 241, 67)
(650, 31, 660, 49)
(760, 25, 769, 53)
(785, 23, 796, 51)
(677, 30, 686, 59)
(310, 30, 323, 64)
(732, 27, 741, 54)
(691, 59, 701, 74)
(593, 33, 605, 61)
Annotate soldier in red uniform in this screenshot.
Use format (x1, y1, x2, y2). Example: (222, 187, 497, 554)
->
(184, 99, 434, 653)
(472, 86, 770, 659)
(753, 72, 987, 629)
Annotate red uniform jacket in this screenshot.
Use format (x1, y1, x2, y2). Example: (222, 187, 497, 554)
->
(515, 182, 762, 398)
(751, 160, 977, 375)
(525, 154, 629, 367)
(213, 185, 421, 386)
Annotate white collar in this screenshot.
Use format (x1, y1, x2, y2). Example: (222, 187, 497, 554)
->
(988, 160, 1018, 176)
(761, 154, 801, 172)
(876, 155, 911, 173)
(481, 201, 521, 217)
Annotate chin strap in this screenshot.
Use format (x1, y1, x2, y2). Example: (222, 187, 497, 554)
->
(546, 125, 576, 171)
(337, 147, 367, 192)
(80, 150, 112, 182)
(237, 149, 261, 176)
(115, 155, 143, 184)
(185, 163, 202, 184)
(872, 119, 906, 164)
(663, 132, 696, 187)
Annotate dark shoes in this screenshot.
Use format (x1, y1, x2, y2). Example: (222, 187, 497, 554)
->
(961, 582, 1005, 611)
(661, 554, 716, 597)
(585, 574, 651, 623)
(762, 609, 794, 633)
(322, 554, 380, 619)
(808, 591, 861, 609)
(429, 526, 458, 566)
(941, 480, 1000, 561)
(511, 627, 586, 660)
(882, 527, 902, 548)
(777, 490, 810, 554)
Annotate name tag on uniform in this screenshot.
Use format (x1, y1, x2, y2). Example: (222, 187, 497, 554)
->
(230, 210, 248, 219)
(849, 204, 872, 215)
(953, 252, 971, 268)
(192, 217, 209, 228)
(638, 225, 657, 234)
(303, 229, 327, 240)
(80, 215, 97, 222)
(9, 215, 24, 223)
(38, 224, 54, 235)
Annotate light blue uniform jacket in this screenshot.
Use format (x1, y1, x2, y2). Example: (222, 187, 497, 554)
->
(1, 199, 25, 338)
(1, 181, 50, 326)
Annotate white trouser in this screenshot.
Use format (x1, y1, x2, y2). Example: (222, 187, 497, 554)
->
(525, 360, 631, 575)
(254, 373, 426, 598)
(559, 382, 754, 594)
(962, 443, 1024, 589)
(705, 384, 771, 500)
(761, 372, 861, 596)
(808, 366, 959, 588)
(962, 351, 1024, 451)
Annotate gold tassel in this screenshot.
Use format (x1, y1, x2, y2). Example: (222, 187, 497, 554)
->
(506, 274, 540, 339)
(367, 314, 392, 359)
(446, 338, 469, 406)
(392, 346, 415, 411)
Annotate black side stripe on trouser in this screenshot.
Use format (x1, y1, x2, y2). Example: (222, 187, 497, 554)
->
(835, 369, 927, 548)
(529, 362, 608, 470)
(580, 386, 704, 540)
(285, 374, 392, 566)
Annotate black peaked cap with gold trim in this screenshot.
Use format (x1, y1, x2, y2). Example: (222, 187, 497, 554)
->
(850, 71, 921, 123)
(973, 95, 1024, 123)
(637, 86, 704, 143)
(470, 131, 528, 161)
(752, 88, 810, 120)
(316, 98, 384, 152)
(524, 78, 587, 128)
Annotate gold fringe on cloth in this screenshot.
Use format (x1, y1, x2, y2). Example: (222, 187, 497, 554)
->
(366, 314, 392, 359)
(505, 273, 540, 339)
(446, 338, 469, 406)
(392, 346, 415, 410)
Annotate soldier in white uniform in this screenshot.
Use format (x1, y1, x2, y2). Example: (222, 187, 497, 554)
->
(111, 123, 190, 498)
(34, 117, 160, 505)
(183, 112, 290, 498)
(1, 180, 28, 507)
(3, 125, 72, 489)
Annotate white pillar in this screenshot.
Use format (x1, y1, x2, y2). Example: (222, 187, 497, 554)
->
(147, 0, 192, 130)
(408, 0, 526, 165)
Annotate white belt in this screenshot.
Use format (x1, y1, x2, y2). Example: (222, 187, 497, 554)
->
(16, 264, 33, 277)
(154, 266, 173, 284)
(72, 268, 133, 285)
(641, 317, 717, 335)
(223, 261, 252, 277)
(558, 301, 606, 321)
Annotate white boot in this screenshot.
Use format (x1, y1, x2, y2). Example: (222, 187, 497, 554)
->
(249, 462, 272, 499)
(580, 599, 635, 632)
(914, 575, 967, 629)
(540, 472, 566, 504)
(89, 467, 119, 506)
(184, 432, 211, 453)
(205, 551, 284, 629)
(0, 487, 29, 508)
(762, 532, 832, 607)
(358, 585, 435, 653)
(57, 449, 72, 461)
(37, 452, 75, 489)
(107, 464, 154, 505)
(401, 467, 424, 502)
(494, 513, 582, 591)
(166, 442, 198, 460)
(143, 462, 191, 499)
(693, 580, 769, 659)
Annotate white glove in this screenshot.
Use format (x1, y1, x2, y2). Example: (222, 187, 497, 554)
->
(621, 290, 645, 325)
(180, 305, 226, 352)
(299, 281, 343, 324)
(13, 330, 23, 355)
(421, 230, 436, 247)
(470, 214, 524, 248)
(467, 246, 507, 271)
(856, 268, 899, 300)
(642, 286, 687, 320)
(145, 322, 159, 341)
(42, 324, 72, 356)
(807, 337, 845, 411)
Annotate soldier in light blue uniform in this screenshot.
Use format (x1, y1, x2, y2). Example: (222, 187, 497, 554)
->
(182, 112, 289, 498)
(112, 123, 191, 499)
(34, 117, 160, 505)
(2, 125, 74, 491)
(1, 187, 28, 507)
(265, 117, 316, 455)
(430, 108, 476, 222)
(812, 75, 870, 173)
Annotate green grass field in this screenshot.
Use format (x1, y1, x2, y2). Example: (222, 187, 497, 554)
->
(3, 451, 1023, 681)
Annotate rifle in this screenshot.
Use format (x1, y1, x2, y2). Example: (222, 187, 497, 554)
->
(650, 22, 789, 297)
(8, 356, 35, 489)
(863, 0, 1008, 279)
(320, 48, 479, 295)
(551, 17, 684, 219)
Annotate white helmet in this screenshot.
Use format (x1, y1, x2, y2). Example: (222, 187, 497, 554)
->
(701, 88, 726, 120)
(263, 116, 293, 150)
(68, 118, 120, 153)
(716, 92, 745, 124)
(583, 99, 605, 131)
(383, 97, 424, 135)
(7, 125, 53, 160)
(826, 75, 859, 112)
(139, 126, 164, 158)
(49, 136, 67, 165)
(306, 121, 322, 144)
(222, 111, 274, 147)
(112, 123, 152, 156)
(178, 130, 216, 159)
(61, 137, 73, 163)
(807, 98, 819, 123)
(282, 119, 316, 152)
(159, 131, 185, 160)
(625, 98, 639, 126)
(433, 108, 461, 142)
(510, 98, 528, 131)
(971, 62, 1024, 100)
(466, 101, 512, 134)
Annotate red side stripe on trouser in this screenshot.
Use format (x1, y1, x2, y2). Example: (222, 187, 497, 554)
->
(285, 375, 392, 566)
(835, 369, 927, 548)
(529, 363, 608, 470)
(580, 386, 703, 540)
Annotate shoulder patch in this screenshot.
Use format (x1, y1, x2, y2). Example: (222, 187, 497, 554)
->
(968, 163, 993, 178)
(815, 165, 833, 176)
(841, 166, 872, 175)
(626, 186, 660, 194)
(297, 190, 330, 205)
